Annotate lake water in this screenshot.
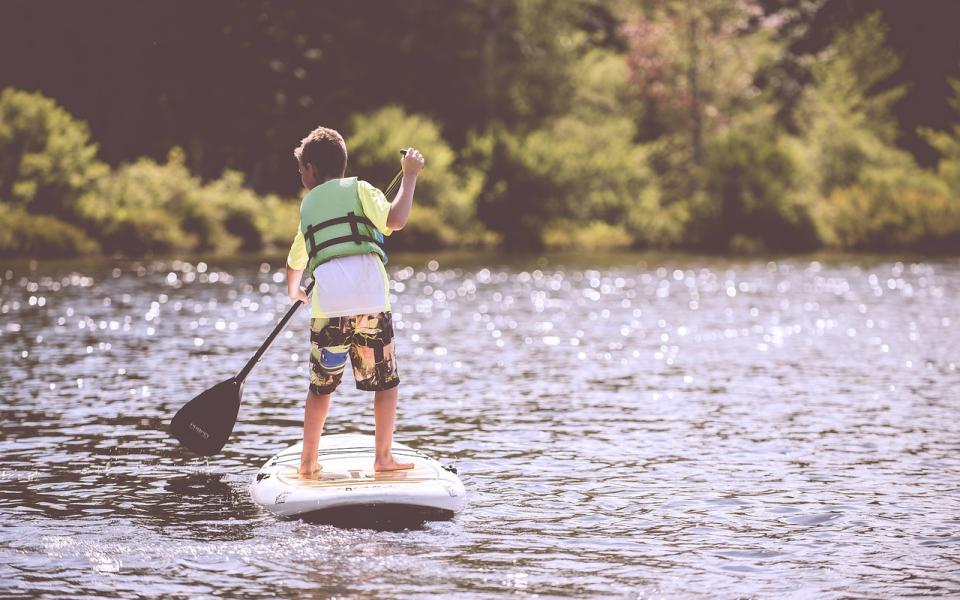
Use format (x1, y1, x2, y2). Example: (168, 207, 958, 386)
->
(1, 252, 958, 598)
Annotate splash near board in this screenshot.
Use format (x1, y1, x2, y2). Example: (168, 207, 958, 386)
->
(250, 433, 466, 524)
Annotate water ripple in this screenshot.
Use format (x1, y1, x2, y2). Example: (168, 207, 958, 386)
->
(1, 253, 958, 597)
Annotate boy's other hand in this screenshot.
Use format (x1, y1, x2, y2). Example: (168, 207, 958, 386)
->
(401, 148, 424, 178)
(290, 286, 309, 305)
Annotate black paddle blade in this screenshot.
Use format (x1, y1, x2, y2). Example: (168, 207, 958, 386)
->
(169, 378, 243, 456)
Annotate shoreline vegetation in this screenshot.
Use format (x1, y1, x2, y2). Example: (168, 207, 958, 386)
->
(2, 8, 959, 260)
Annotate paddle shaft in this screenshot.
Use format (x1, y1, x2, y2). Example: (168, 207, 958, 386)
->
(235, 279, 314, 384)
(234, 157, 407, 384)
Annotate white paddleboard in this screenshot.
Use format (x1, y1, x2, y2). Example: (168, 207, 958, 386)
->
(250, 433, 466, 522)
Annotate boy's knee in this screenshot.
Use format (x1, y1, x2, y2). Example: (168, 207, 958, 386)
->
(374, 386, 398, 401)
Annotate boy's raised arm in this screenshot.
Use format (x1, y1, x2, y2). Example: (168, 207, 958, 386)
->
(386, 148, 424, 231)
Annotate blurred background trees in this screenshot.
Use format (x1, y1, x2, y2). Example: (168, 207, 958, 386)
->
(1, 0, 958, 257)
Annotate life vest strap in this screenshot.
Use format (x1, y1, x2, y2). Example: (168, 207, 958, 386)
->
(308, 233, 385, 259)
(304, 211, 384, 261)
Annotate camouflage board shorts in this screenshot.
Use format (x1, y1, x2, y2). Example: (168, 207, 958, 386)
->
(308, 311, 399, 394)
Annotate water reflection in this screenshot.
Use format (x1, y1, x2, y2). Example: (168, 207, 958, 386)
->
(1, 252, 958, 597)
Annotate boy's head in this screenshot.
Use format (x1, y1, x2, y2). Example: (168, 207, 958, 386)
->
(294, 126, 347, 188)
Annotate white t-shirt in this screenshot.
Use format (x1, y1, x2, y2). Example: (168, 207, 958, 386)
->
(309, 253, 390, 318)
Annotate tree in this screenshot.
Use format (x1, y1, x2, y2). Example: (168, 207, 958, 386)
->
(622, 0, 781, 162)
(920, 74, 960, 197)
(0, 88, 106, 217)
(794, 12, 907, 196)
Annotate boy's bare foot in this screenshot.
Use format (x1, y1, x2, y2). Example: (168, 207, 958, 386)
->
(374, 456, 415, 472)
(299, 462, 322, 478)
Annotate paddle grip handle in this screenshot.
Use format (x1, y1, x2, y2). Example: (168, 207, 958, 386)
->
(235, 279, 315, 384)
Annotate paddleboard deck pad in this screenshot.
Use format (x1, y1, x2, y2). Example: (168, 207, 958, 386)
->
(250, 434, 466, 524)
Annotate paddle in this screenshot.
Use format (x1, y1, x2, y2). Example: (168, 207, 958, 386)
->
(170, 155, 407, 456)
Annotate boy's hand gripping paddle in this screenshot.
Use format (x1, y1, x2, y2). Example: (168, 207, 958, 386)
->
(170, 157, 407, 456)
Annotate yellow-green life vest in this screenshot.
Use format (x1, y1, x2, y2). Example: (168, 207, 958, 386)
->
(299, 177, 387, 274)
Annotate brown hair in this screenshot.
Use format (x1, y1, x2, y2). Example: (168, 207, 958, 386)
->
(294, 126, 347, 180)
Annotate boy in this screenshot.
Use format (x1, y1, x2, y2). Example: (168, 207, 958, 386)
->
(285, 126, 424, 476)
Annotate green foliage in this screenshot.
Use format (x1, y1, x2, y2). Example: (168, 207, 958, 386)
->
(922, 127, 960, 197)
(522, 115, 650, 223)
(477, 47, 684, 250)
(691, 125, 818, 252)
(542, 220, 633, 251)
(391, 205, 460, 250)
(796, 12, 907, 197)
(474, 128, 553, 250)
(3, 4, 959, 259)
(622, 0, 782, 160)
(0, 91, 300, 258)
(809, 12, 904, 144)
(476, 115, 685, 250)
(920, 77, 960, 197)
(0, 204, 100, 258)
(78, 149, 298, 256)
(813, 169, 960, 252)
(502, 0, 590, 125)
(79, 149, 206, 254)
(785, 12, 960, 253)
(0, 88, 107, 216)
(198, 170, 300, 251)
(347, 106, 488, 249)
(625, 184, 690, 249)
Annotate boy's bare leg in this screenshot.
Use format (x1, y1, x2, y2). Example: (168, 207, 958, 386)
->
(300, 389, 331, 477)
(373, 386, 414, 472)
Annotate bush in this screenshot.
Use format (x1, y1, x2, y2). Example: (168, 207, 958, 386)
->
(475, 47, 687, 251)
(476, 114, 678, 249)
(347, 106, 487, 248)
(252, 194, 301, 249)
(191, 169, 300, 252)
(387, 205, 459, 251)
(801, 118, 919, 199)
(474, 128, 555, 250)
(625, 184, 689, 248)
(690, 127, 818, 253)
(542, 220, 633, 251)
(813, 169, 960, 252)
(78, 149, 203, 254)
(197, 170, 263, 252)
(920, 78, 960, 199)
(923, 126, 960, 199)
(0, 89, 300, 258)
(0, 88, 107, 217)
(79, 149, 299, 256)
(0, 204, 100, 258)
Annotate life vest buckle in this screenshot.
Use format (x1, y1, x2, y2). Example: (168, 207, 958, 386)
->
(347, 212, 362, 244)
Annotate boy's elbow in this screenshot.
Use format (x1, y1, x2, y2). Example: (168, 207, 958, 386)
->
(386, 216, 407, 231)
